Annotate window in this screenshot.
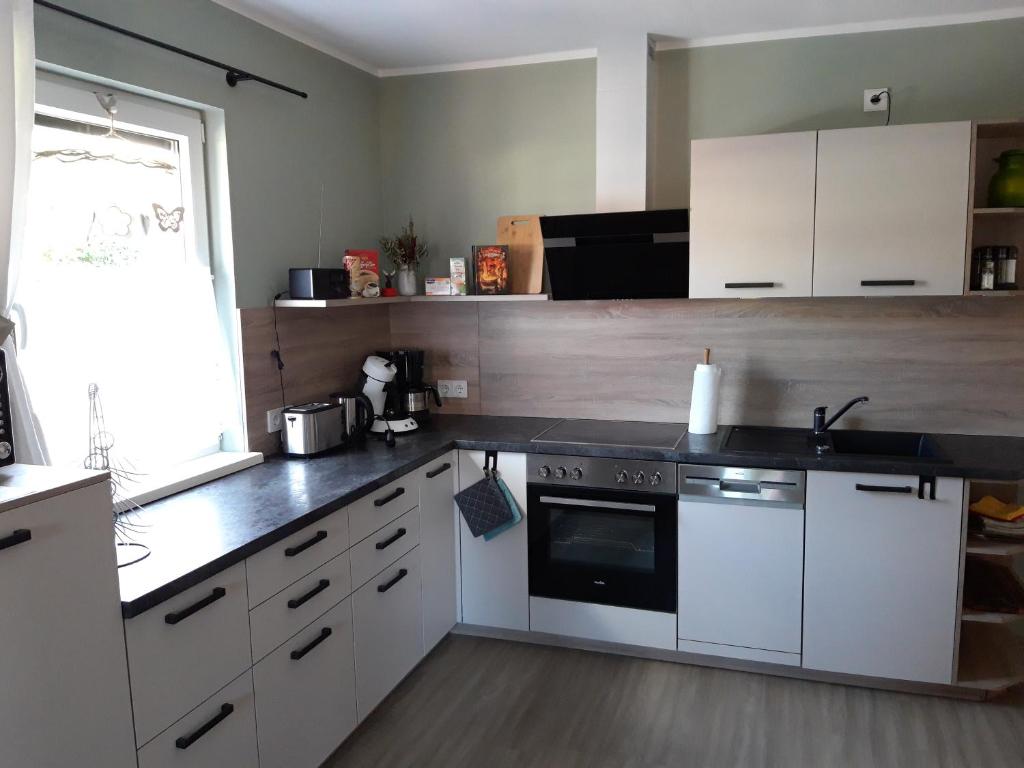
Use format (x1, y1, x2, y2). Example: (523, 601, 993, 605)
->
(18, 73, 235, 477)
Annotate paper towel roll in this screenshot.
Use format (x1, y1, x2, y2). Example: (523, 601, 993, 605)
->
(688, 363, 722, 434)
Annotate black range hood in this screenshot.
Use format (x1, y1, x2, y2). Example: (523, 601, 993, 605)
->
(539, 209, 689, 301)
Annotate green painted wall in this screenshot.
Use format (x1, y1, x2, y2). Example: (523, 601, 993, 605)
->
(34, 0, 382, 308)
(380, 60, 596, 281)
(653, 19, 1024, 207)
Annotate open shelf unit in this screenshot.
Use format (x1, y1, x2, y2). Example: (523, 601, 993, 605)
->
(954, 476, 1024, 695)
(964, 120, 1024, 295)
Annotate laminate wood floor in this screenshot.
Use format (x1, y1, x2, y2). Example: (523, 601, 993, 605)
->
(326, 634, 1024, 768)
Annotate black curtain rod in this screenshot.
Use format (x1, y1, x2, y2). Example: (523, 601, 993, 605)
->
(34, 0, 309, 99)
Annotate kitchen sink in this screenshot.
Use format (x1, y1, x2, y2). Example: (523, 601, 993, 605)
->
(826, 429, 947, 461)
(722, 426, 949, 462)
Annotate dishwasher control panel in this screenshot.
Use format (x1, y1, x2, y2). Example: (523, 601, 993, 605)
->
(677, 464, 805, 506)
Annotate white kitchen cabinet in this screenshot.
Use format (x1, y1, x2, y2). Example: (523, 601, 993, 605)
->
(253, 597, 358, 768)
(689, 131, 817, 298)
(137, 670, 259, 768)
(458, 450, 529, 631)
(352, 547, 424, 719)
(803, 471, 964, 684)
(813, 122, 971, 296)
(350, 506, 420, 589)
(0, 476, 136, 768)
(348, 473, 420, 545)
(126, 561, 252, 746)
(677, 499, 804, 664)
(420, 451, 459, 652)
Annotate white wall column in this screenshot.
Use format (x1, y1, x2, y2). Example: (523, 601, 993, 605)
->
(595, 34, 654, 212)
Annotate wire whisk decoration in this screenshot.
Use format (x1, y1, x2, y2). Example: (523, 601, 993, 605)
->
(85, 383, 150, 567)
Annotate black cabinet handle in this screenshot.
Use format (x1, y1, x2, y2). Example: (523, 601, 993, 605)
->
(860, 280, 916, 287)
(855, 483, 914, 494)
(287, 579, 330, 609)
(290, 627, 332, 660)
(426, 462, 452, 479)
(375, 528, 407, 551)
(724, 282, 775, 289)
(285, 530, 327, 557)
(374, 487, 405, 507)
(377, 568, 408, 593)
(175, 703, 234, 749)
(165, 587, 227, 625)
(0, 529, 31, 552)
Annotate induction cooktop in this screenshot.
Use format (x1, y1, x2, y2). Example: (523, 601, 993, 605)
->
(531, 419, 687, 450)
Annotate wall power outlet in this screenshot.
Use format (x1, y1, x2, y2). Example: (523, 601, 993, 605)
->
(864, 88, 889, 113)
(437, 380, 468, 399)
(266, 407, 284, 433)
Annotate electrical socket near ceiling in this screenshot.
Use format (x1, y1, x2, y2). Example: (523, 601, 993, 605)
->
(864, 88, 889, 113)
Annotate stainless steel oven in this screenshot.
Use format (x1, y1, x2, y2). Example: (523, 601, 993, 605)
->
(527, 454, 677, 613)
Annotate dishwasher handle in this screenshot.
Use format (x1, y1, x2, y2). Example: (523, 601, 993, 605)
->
(677, 464, 806, 506)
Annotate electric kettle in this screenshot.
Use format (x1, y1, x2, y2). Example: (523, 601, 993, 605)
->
(330, 391, 375, 443)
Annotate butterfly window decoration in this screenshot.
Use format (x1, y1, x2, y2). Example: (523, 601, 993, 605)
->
(152, 203, 185, 233)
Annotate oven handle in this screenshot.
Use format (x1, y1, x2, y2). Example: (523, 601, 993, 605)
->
(538, 496, 657, 513)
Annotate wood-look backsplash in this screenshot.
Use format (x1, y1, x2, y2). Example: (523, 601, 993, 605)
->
(239, 296, 1024, 454)
(239, 305, 391, 455)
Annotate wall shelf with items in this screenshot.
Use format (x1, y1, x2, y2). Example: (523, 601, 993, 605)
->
(965, 120, 1024, 295)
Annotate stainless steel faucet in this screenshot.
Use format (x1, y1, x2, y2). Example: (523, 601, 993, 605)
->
(813, 396, 870, 434)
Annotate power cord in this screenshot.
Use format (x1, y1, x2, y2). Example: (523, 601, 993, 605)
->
(271, 291, 287, 409)
(870, 89, 893, 126)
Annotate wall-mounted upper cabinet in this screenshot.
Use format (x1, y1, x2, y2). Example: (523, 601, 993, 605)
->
(812, 122, 971, 297)
(689, 132, 817, 298)
(689, 122, 972, 299)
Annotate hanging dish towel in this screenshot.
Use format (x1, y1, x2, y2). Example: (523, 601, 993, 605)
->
(483, 472, 523, 541)
(455, 451, 515, 538)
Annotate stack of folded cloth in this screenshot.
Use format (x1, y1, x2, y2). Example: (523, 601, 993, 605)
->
(969, 495, 1024, 540)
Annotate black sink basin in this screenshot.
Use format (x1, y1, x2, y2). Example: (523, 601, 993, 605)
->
(826, 429, 947, 461)
(722, 426, 818, 456)
(721, 426, 949, 462)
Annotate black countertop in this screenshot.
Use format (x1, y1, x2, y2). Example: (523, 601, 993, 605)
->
(118, 414, 1024, 618)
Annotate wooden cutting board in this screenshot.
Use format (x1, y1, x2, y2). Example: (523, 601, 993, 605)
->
(496, 215, 544, 294)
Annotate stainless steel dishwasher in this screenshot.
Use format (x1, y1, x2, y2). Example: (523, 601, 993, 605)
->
(676, 464, 806, 665)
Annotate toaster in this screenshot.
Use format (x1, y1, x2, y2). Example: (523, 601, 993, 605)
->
(281, 403, 344, 456)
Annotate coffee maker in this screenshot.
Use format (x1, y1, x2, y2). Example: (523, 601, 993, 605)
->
(372, 349, 442, 430)
(361, 355, 418, 435)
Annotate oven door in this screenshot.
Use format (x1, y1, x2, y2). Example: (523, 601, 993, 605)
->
(528, 484, 677, 613)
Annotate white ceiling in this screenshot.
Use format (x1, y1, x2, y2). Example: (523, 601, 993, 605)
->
(212, 0, 1024, 76)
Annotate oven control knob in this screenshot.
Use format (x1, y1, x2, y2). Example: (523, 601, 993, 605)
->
(615, 470, 628, 484)
(570, 467, 583, 480)
(633, 471, 646, 485)
(554, 466, 567, 479)
(650, 471, 663, 487)
(0, 442, 10, 461)
(537, 465, 551, 478)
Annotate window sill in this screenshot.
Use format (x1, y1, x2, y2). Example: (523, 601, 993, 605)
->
(114, 451, 263, 512)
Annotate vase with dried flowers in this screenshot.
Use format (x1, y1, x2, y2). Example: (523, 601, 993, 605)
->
(380, 218, 428, 296)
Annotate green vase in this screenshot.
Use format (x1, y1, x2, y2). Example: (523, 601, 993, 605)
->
(988, 149, 1024, 208)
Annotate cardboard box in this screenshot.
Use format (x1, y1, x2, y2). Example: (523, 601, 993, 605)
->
(343, 249, 380, 297)
(449, 257, 468, 295)
(425, 277, 453, 296)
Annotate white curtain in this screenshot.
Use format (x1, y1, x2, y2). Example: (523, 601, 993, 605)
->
(1, 0, 48, 464)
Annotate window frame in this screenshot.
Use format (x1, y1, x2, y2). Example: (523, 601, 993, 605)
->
(34, 70, 212, 272)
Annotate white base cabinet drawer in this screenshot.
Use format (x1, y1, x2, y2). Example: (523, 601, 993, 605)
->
(246, 508, 350, 608)
(137, 670, 258, 768)
(249, 550, 352, 663)
(126, 562, 252, 746)
(350, 506, 420, 588)
(253, 597, 358, 768)
(353, 547, 424, 719)
(348, 475, 420, 545)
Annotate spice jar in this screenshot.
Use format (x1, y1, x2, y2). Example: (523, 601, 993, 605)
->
(980, 248, 997, 291)
(997, 245, 1018, 290)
